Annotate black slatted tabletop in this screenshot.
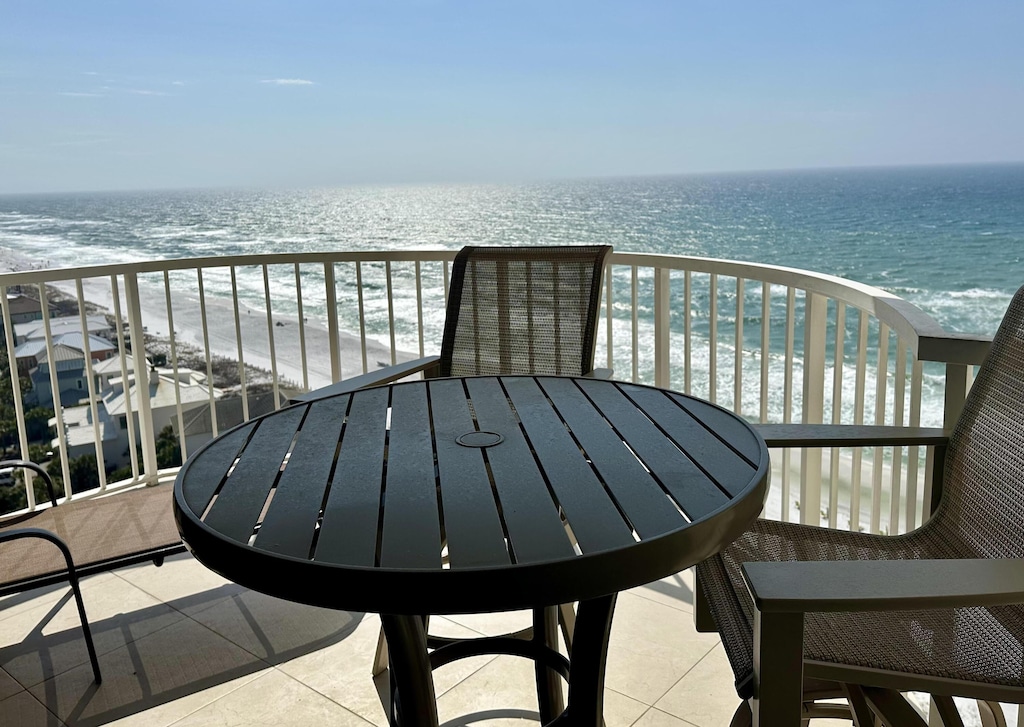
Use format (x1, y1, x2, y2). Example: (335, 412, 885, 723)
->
(173, 376, 769, 616)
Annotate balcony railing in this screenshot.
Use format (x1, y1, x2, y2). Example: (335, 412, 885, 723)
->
(0, 250, 991, 535)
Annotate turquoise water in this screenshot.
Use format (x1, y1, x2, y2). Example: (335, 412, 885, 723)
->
(1, 163, 1021, 339)
(0, 163, 1021, 430)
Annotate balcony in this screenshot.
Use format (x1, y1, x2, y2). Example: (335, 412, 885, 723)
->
(0, 250, 1001, 725)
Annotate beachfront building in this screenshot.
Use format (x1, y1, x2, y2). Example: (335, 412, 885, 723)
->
(0, 293, 54, 335)
(12, 314, 110, 346)
(10, 313, 119, 407)
(52, 364, 219, 472)
(16, 332, 118, 408)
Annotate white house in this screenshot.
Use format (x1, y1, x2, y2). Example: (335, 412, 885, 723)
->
(53, 365, 219, 470)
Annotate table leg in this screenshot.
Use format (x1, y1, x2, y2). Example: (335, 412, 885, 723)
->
(560, 593, 617, 727)
(534, 605, 565, 722)
(380, 614, 439, 727)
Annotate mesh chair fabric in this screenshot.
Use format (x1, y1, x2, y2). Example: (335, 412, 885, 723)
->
(0, 482, 181, 590)
(698, 284, 1024, 700)
(439, 245, 610, 377)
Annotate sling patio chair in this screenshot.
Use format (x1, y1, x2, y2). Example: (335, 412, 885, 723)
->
(292, 244, 613, 402)
(1, 461, 187, 686)
(1, 460, 101, 684)
(695, 283, 1024, 726)
(292, 244, 613, 688)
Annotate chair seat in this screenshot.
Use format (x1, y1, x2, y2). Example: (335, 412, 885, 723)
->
(699, 518, 1024, 700)
(0, 482, 182, 593)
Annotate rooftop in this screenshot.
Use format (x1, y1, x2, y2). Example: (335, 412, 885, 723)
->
(0, 553, 819, 727)
(14, 316, 110, 345)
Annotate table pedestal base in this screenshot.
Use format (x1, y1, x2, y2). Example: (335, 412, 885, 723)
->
(381, 594, 618, 727)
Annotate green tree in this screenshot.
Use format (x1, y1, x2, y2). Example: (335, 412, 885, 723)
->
(46, 453, 101, 496)
(0, 459, 65, 516)
(24, 406, 53, 441)
(155, 425, 182, 469)
(0, 342, 40, 451)
(0, 345, 23, 450)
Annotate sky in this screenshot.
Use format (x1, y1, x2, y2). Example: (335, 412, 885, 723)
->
(2, 0, 1022, 194)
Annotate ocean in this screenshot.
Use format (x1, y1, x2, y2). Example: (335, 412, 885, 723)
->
(1, 163, 1021, 342)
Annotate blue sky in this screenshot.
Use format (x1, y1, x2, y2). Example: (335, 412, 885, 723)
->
(2, 1, 1022, 193)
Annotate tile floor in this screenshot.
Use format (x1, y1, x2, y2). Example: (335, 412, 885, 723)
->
(0, 552, 903, 726)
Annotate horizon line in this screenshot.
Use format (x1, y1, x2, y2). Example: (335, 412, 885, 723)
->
(2, 159, 1023, 198)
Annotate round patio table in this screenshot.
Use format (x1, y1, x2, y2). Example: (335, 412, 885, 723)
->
(174, 375, 768, 727)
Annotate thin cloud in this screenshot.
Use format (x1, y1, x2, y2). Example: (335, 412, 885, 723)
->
(128, 89, 170, 96)
(59, 92, 104, 97)
(260, 78, 315, 86)
(48, 137, 113, 147)
(171, 81, 185, 86)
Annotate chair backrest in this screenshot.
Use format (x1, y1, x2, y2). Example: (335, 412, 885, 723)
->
(438, 245, 612, 377)
(936, 284, 1024, 557)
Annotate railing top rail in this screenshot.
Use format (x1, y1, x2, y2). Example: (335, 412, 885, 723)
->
(0, 249, 460, 285)
(0, 249, 989, 365)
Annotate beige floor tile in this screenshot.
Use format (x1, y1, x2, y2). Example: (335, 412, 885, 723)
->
(0, 557, 768, 727)
(631, 706, 695, 727)
(26, 615, 266, 725)
(603, 688, 650, 727)
(436, 609, 533, 638)
(178, 587, 362, 665)
(165, 668, 369, 727)
(416, 615, 503, 697)
(104, 672, 264, 727)
(604, 592, 720, 706)
(0, 689, 66, 727)
(0, 665, 24, 701)
(653, 644, 741, 727)
(274, 613, 391, 727)
(1, 574, 184, 688)
(0, 573, 118, 624)
(435, 654, 542, 726)
(114, 553, 240, 606)
(626, 567, 695, 615)
(278, 612, 500, 727)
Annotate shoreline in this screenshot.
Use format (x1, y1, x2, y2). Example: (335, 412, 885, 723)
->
(0, 246, 416, 395)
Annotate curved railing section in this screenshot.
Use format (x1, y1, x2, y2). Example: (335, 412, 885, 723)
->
(0, 250, 991, 537)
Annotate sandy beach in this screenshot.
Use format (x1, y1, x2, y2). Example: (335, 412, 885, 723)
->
(71, 273, 417, 391)
(0, 246, 416, 394)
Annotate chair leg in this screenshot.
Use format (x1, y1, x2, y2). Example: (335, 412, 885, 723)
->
(533, 606, 564, 723)
(931, 695, 966, 727)
(841, 683, 877, 727)
(2, 528, 102, 684)
(693, 572, 718, 633)
(372, 626, 389, 676)
(558, 601, 576, 653)
(730, 700, 752, 727)
(68, 568, 102, 685)
(976, 700, 1008, 727)
(861, 687, 928, 727)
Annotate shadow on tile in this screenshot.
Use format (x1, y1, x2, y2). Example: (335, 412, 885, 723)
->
(438, 707, 539, 727)
(5, 583, 364, 727)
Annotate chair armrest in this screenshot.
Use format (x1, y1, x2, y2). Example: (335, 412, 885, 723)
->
(753, 423, 948, 449)
(0, 459, 57, 507)
(741, 558, 1024, 725)
(742, 558, 1024, 614)
(290, 356, 442, 403)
